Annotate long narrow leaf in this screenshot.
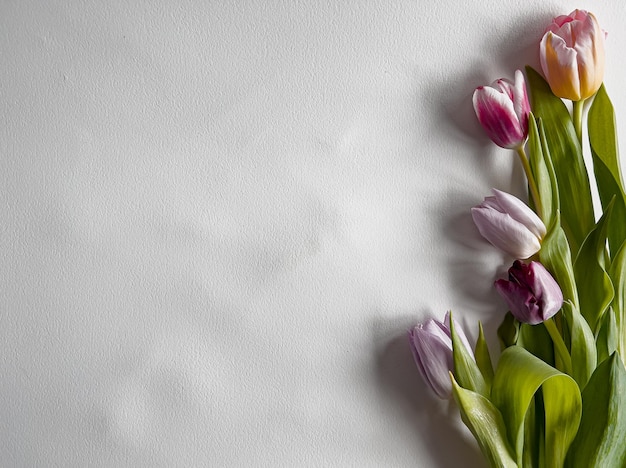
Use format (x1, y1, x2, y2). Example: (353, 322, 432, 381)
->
(475, 322, 494, 388)
(450, 313, 488, 397)
(609, 240, 626, 361)
(538, 213, 579, 311)
(561, 302, 597, 389)
(573, 200, 615, 333)
(566, 353, 626, 468)
(525, 66, 594, 255)
(527, 114, 554, 224)
(588, 84, 626, 255)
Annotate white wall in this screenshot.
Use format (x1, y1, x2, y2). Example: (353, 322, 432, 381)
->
(1, 1, 624, 466)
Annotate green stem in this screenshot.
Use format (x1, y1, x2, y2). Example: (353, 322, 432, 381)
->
(573, 99, 586, 145)
(515, 146, 542, 216)
(544, 318, 572, 376)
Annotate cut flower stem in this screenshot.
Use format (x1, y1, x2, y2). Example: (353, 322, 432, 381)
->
(573, 98, 586, 144)
(515, 146, 542, 217)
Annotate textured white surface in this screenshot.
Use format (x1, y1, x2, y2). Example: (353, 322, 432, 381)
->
(2, 1, 626, 466)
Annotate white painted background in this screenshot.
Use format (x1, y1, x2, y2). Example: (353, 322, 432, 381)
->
(2, 1, 625, 466)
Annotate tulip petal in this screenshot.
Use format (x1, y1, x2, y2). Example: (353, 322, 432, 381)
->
(540, 31, 581, 100)
(512, 70, 531, 130)
(409, 321, 452, 398)
(528, 262, 564, 321)
(495, 278, 541, 324)
(492, 189, 546, 239)
(473, 87, 525, 149)
(495, 261, 563, 325)
(410, 323, 454, 398)
(573, 13, 605, 99)
(471, 206, 542, 259)
(408, 314, 476, 399)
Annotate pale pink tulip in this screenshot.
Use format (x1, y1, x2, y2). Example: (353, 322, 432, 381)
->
(471, 189, 546, 259)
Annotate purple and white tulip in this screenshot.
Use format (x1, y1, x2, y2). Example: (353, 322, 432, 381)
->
(471, 189, 546, 259)
(473, 69, 531, 149)
(495, 260, 563, 325)
(408, 312, 473, 399)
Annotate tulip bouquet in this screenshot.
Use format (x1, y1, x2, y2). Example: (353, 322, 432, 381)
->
(409, 10, 626, 468)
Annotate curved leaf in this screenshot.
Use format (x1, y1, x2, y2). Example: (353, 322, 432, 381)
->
(492, 346, 582, 468)
(588, 84, 626, 255)
(561, 301, 597, 388)
(573, 200, 615, 333)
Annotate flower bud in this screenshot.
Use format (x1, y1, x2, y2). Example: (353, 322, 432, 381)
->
(539, 9, 605, 101)
(408, 312, 473, 399)
(473, 70, 530, 149)
(471, 189, 546, 259)
(495, 260, 563, 325)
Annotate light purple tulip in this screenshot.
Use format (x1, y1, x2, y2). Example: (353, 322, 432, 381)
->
(473, 69, 531, 149)
(408, 312, 473, 399)
(471, 189, 546, 259)
(495, 260, 563, 325)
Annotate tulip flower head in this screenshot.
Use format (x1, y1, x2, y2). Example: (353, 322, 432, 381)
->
(407, 312, 473, 399)
(495, 260, 563, 325)
(539, 9, 605, 101)
(471, 189, 546, 259)
(473, 70, 530, 149)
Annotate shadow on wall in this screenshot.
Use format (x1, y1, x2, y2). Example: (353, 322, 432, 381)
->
(369, 14, 559, 468)
(412, 11, 556, 355)
(372, 316, 487, 468)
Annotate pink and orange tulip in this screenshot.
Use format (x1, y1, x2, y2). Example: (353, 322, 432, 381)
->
(539, 9, 605, 101)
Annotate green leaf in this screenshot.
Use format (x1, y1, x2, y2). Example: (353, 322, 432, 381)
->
(522, 391, 542, 468)
(596, 307, 617, 366)
(475, 322, 494, 388)
(451, 376, 517, 468)
(588, 84, 626, 255)
(492, 346, 582, 468)
(527, 114, 559, 226)
(573, 200, 615, 333)
(538, 213, 579, 310)
(518, 322, 554, 366)
(498, 312, 520, 350)
(561, 302, 597, 388)
(525, 66, 594, 255)
(609, 240, 626, 361)
(566, 353, 626, 468)
(450, 312, 488, 397)
(527, 114, 553, 223)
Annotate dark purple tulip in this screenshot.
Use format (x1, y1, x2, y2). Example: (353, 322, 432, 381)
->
(495, 260, 563, 325)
